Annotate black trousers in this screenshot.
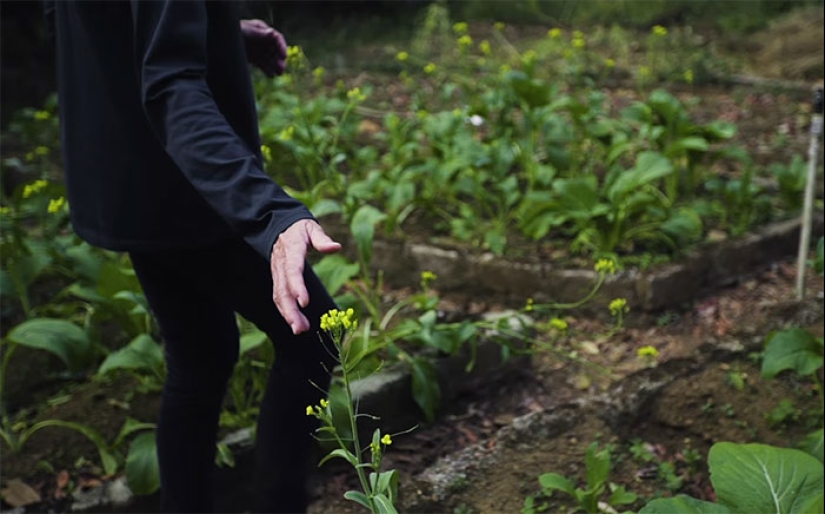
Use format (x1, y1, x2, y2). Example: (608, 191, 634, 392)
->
(129, 238, 337, 514)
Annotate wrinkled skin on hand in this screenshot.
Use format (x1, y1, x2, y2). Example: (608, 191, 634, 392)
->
(270, 219, 342, 335)
(241, 19, 288, 77)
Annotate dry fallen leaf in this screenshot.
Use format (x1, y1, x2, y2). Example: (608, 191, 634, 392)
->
(0, 479, 41, 507)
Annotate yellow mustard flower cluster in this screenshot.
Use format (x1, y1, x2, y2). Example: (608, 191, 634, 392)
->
(637, 345, 659, 359)
(525, 297, 534, 312)
(34, 110, 51, 121)
(320, 308, 357, 332)
(479, 40, 491, 56)
(604, 58, 616, 69)
(424, 62, 437, 75)
(652, 25, 668, 37)
(396, 51, 409, 62)
(549, 318, 568, 331)
(346, 87, 367, 102)
(278, 126, 294, 142)
(312, 66, 325, 85)
(452, 22, 468, 35)
(457, 35, 473, 51)
(47, 197, 66, 214)
(22, 179, 49, 199)
(305, 398, 330, 417)
(683, 69, 694, 84)
(369, 433, 393, 457)
(260, 144, 272, 163)
(286, 45, 304, 68)
(547, 28, 562, 39)
(494, 22, 505, 32)
(571, 31, 586, 49)
(0, 206, 10, 216)
(420, 270, 438, 289)
(594, 258, 617, 275)
(25, 146, 50, 162)
(609, 298, 629, 317)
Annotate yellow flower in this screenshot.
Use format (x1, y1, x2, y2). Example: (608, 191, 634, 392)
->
(279, 126, 294, 141)
(525, 298, 534, 312)
(286, 45, 304, 67)
(34, 110, 51, 121)
(547, 28, 562, 39)
(639, 66, 652, 78)
(22, 179, 48, 199)
(0, 206, 10, 216)
(306, 405, 315, 416)
(381, 434, 392, 446)
(313, 66, 326, 85)
(523, 50, 537, 64)
(320, 308, 358, 333)
(494, 22, 505, 32)
(652, 25, 668, 37)
(609, 298, 629, 316)
(604, 58, 616, 69)
(319, 398, 329, 408)
(424, 62, 437, 74)
(260, 144, 272, 163)
(35, 146, 50, 157)
(346, 87, 367, 102)
(396, 51, 409, 62)
(637, 345, 659, 359)
(47, 197, 66, 214)
(684, 69, 694, 84)
(572, 37, 586, 49)
(452, 22, 468, 35)
(594, 258, 617, 275)
(420, 270, 437, 288)
(479, 40, 491, 56)
(457, 35, 473, 51)
(549, 318, 568, 331)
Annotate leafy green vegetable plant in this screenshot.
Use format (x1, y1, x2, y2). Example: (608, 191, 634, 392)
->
(640, 442, 824, 514)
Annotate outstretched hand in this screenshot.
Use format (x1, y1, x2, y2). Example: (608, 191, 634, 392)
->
(240, 19, 288, 77)
(271, 219, 342, 335)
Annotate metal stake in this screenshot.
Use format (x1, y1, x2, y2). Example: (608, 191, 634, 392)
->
(796, 87, 824, 300)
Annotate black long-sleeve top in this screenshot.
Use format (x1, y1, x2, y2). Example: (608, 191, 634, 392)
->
(51, 0, 313, 259)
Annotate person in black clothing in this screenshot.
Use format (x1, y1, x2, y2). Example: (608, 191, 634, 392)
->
(48, 2, 340, 512)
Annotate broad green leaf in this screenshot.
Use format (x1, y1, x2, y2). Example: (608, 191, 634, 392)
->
(538, 473, 575, 495)
(65, 243, 105, 283)
(667, 136, 709, 156)
(710, 442, 824, 514)
(126, 431, 160, 495)
(640, 495, 730, 513)
(313, 255, 360, 297)
(608, 483, 637, 505)
(310, 198, 342, 218)
(762, 328, 824, 379)
(608, 151, 673, 201)
(7, 318, 93, 372)
(410, 357, 440, 422)
(239, 328, 268, 355)
(350, 205, 387, 267)
(373, 470, 400, 501)
(800, 429, 824, 465)
(97, 261, 141, 300)
(585, 442, 611, 491)
(704, 121, 737, 141)
(552, 176, 602, 219)
(661, 208, 704, 247)
(343, 491, 372, 510)
(98, 334, 164, 377)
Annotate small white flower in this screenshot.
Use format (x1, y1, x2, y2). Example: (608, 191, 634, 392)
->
(468, 115, 485, 127)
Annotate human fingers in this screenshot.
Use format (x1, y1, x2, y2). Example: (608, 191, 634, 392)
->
(271, 247, 310, 334)
(307, 223, 342, 254)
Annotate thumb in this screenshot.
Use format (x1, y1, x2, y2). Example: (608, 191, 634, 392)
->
(308, 224, 342, 254)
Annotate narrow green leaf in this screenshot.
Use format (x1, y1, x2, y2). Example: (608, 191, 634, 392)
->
(374, 493, 399, 514)
(7, 318, 93, 372)
(126, 431, 160, 495)
(410, 357, 440, 422)
(319, 448, 359, 468)
(343, 490, 372, 510)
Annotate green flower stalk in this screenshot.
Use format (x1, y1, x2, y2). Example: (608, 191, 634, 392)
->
(310, 309, 400, 514)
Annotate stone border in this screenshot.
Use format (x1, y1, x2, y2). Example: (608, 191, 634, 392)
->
(344, 216, 824, 312)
